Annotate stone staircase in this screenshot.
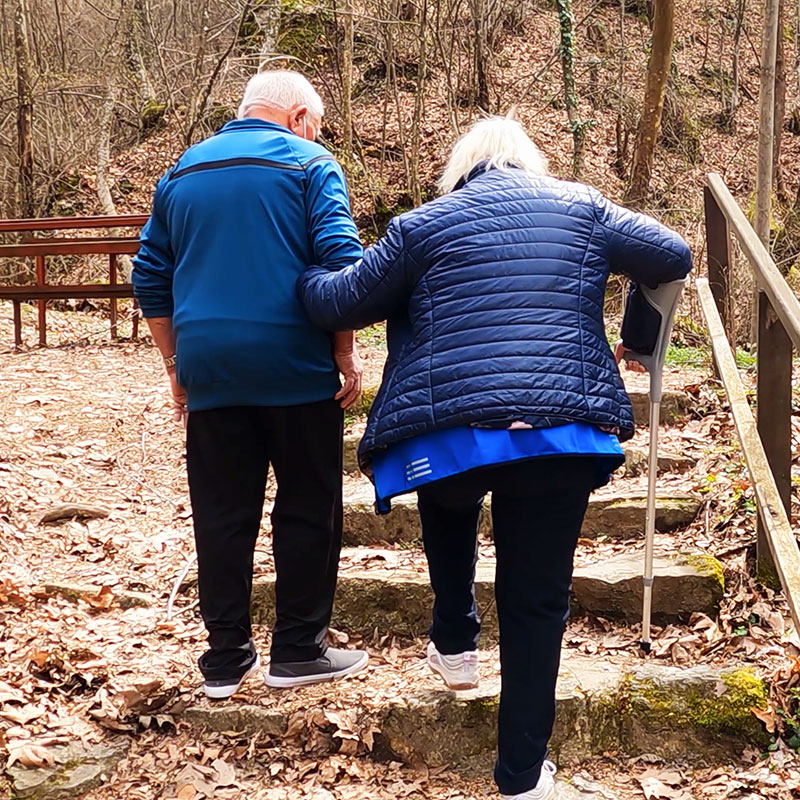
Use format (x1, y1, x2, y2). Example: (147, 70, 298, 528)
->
(182, 380, 772, 779)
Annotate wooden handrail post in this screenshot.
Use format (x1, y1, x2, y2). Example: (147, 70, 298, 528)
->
(756, 293, 793, 585)
(35, 254, 46, 346)
(109, 253, 118, 341)
(703, 185, 732, 339)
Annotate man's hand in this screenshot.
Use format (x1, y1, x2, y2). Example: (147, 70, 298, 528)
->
(169, 371, 188, 427)
(614, 341, 647, 374)
(334, 341, 363, 410)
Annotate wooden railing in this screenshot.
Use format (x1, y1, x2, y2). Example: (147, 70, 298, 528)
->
(0, 214, 148, 347)
(700, 172, 800, 631)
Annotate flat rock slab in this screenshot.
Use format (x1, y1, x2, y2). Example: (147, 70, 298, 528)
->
(572, 552, 724, 622)
(629, 390, 691, 426)
(183, 704, 287, 737)
(342, 483, 701, 545)
(183, 657, 768, 770)
(622, 446, 696, 477)
(7, 741, 127, 799)
(35, 581, 151, 609)
(36, 504, 110, 525)
(251, 550, 723, 636)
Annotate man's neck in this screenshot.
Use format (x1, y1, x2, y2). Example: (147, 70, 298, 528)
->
(243, 109, 289, 129)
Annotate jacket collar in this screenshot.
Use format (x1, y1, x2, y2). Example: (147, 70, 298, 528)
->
(454, 160, 521, 191)
(215, 118, 292, 136)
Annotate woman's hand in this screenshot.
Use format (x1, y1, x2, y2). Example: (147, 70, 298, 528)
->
(334, 333, 363, 410)
(614, 341, 647, 374)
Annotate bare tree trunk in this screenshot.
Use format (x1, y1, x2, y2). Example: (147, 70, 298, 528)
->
(410, 0, 428, 205)
(625, 0, 674, 207)
(727, 0, 746, 130)
(774, 0, 787, 199)
(96, 86, 133, 281)
(14, 0, 34, 218)
(614, 0, 628, 179)
(469, 0, 490, 110)
(756, 0, 781, 246)
(342, 0, 354, 158)
(556, 0, 587, 179)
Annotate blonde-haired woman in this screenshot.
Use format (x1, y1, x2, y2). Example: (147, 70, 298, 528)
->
(300, 118, 692, 799)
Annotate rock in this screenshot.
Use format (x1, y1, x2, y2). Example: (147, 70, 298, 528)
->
(36, 504, 110, 525)
(7, 740, 127, 799)
(343, 434, 360, 474)
(629, 390, 691, 426)
(183, 704, 287, 736)
(622, 664, 771, 760)
(36, 581, 151, 609)
(622, 446, 696, 477)
(252, 551, 722, 634)
(341, 483, 700, 546)
(181, 659, 768, 770)
(581, 494, 701, 539)
(377, 659, 768, 770)
(572, 553, 725, 623)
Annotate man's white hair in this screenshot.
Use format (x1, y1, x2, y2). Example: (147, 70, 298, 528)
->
(438, 117, 549, 194)
(238, 70, 325, 120)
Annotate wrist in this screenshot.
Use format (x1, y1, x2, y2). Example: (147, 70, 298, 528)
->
(163, 353, 177, 373)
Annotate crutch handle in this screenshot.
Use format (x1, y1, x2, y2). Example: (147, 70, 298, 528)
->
(620, 278, 688, 404)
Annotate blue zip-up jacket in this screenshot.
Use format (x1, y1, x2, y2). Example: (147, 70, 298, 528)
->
(132, 118, 363, 411)
(300, 167, 692, 470)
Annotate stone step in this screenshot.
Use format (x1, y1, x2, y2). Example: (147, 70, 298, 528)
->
(622, 445, 696, 477)
(183, 655, 768, 770)
(250, 550, 724, 636)
(344, 387, 694, 474)
(342, 482, 701, 546)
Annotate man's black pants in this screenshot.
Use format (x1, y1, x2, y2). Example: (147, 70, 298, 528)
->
(186, 399, 343, 673)
(417, 457, 595, 797)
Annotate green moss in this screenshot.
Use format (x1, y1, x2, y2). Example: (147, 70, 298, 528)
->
(140, 100, 166, 134)
(626, 668, 768, 737)
(681, 553, 725, 593)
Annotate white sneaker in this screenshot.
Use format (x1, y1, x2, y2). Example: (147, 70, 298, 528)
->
(501, 760, 557, 800)
(427, 641, 479, 690)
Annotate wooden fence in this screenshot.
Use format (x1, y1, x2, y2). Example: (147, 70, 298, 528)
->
(701, 172, 800, 631)
(0, 214, 148, 347)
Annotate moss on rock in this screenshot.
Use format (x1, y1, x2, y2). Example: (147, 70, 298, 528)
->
(680, 553, 725, 594)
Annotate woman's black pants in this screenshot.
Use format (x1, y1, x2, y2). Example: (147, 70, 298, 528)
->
(417, 457, 596, 797)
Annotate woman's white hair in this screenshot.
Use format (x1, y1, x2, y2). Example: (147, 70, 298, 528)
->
(438, 117, 549, 194)
(238, 70, 325, 120)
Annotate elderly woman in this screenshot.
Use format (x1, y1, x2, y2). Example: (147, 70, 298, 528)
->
(300, 118, 692, 800)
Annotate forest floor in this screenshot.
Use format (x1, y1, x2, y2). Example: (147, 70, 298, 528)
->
(1, 305, 800, 799)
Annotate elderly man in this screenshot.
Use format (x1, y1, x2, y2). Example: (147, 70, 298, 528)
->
(133, 70, 368, 697)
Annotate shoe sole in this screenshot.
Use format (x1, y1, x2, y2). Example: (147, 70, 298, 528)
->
(203, 654, 261, 700)
(428, 656, 479, 691)
(264, 651, 369, 689)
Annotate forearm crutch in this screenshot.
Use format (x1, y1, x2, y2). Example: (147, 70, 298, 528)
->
(621, 278, 688, 653)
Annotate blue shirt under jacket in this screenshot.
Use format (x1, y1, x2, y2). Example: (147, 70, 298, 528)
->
(132, 118, 363, 411)
(371, 422, 625, 513)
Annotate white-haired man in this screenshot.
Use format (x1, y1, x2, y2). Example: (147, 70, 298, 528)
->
(133, 70, 368, 697)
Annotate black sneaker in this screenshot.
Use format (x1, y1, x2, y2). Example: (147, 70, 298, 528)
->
(264, 648, 369, 688)
(200, 640, 261, 700)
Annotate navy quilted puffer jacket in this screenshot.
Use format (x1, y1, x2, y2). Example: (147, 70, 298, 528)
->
(300, 168, 692, 469)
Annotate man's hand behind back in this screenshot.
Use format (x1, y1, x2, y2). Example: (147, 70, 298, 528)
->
(334, 342, 363, 410)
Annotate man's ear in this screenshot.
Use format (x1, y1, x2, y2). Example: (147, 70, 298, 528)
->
(288, 104, 309, 130)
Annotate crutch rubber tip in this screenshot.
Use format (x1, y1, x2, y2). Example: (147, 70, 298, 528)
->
(639, 640, 652, 654)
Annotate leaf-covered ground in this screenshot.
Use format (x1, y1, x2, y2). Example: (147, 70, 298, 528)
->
(2, 305, 800, 798)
